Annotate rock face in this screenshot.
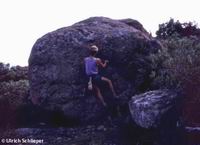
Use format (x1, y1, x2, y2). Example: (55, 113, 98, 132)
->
(28, 17, 161, 124)
(129, 90, 179, 128)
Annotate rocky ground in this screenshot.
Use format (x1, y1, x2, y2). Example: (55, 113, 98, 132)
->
(1, 125, 119, 145)
(0, 116, 143, 145)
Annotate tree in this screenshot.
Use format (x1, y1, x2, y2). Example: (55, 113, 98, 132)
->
(156, 18, 200, 39)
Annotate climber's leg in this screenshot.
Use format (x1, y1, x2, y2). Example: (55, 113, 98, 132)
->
(93, 85, 107, 107)
(101, 77, 117, 97)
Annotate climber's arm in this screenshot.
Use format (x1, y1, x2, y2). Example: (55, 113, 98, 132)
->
(96, 58, 108, 68)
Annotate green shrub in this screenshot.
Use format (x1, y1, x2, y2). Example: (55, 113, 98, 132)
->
(151, 35, 200, 96)
(0, 62, 29, 128)
(0, 80, 29, 109)
(0, 63, 29, 105)
(156, 18, 200, 39)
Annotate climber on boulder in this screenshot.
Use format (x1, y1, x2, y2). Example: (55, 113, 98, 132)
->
(84, 45, 117, 107)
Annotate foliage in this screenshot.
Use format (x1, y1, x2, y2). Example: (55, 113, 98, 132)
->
(0, 62, 29, 109)
(150, 35, 200, 96)
(0, 80, 29, 108)
(0, 63, 29, 128)
(149, 46, 175, 89)
(156, 18, 200, 39)
(0, 63, 28, 82)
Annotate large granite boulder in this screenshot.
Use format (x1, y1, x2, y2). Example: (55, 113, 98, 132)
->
(28, 17, 161, 124)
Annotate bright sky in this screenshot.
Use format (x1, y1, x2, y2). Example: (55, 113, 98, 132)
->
(0, 0, 200, 66)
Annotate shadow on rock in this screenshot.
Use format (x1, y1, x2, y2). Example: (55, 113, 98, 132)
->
(16, 104, 80, 128)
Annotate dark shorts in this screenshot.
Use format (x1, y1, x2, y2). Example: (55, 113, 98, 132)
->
(88, 74, 102, 85)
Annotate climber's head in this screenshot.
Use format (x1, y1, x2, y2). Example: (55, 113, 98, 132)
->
(89, 45, 99, 56)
